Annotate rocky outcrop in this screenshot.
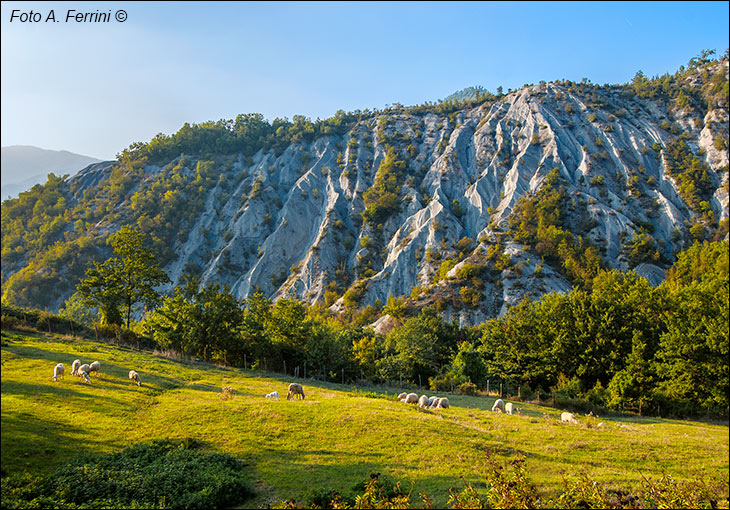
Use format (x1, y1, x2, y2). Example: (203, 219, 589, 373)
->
(6, 62, 728, 325)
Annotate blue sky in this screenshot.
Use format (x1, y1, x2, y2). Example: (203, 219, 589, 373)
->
(1, 1, 728, 160)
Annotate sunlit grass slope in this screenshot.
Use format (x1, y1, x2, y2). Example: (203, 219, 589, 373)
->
(2, 329, 728, 507)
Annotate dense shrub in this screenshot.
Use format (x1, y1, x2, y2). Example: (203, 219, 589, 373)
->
(0, 440, 254, 509)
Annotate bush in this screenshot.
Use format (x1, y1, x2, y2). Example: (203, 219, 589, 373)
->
(1, 440, 254, 509)
(429, 372, 467, 392)
(458, 381, 478, 395)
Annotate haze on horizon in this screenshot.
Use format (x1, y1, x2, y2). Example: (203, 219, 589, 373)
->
(1, 1, 728, 160)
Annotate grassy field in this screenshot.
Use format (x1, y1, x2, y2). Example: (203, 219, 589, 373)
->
(1, 328, 728, 507)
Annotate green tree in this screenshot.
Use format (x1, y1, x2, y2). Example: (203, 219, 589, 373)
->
(653, 242, 729, 413)
(451, 341, 488, 387)
(240, 291, 273, 365)
(58, 290, 99, 325)
(77, 226, 169, 328)
(607, 332, 654, 414)
(144, 278, 244, 363)
(383, 307, 459, 382)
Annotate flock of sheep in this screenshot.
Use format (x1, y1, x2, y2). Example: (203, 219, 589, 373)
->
(256, 386, 591, 426)
(397, 392, 450, 409)
(491, 398, 522, 415)
(52, 360, 142, 387)
(54, 359, 593, 427)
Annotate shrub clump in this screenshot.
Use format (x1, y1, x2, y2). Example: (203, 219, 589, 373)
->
(1, 439, 254, 509)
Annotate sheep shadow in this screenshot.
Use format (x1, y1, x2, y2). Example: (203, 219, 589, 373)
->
(2, 344, 77, 364)
(1, 379, 104, 400)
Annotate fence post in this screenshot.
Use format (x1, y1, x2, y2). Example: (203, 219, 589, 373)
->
(500, 383, 503, 398)
(487, 379, 489, 395)
(418, 374, 422, 390)
(342, 368, 344, 385)
(518, 386, 521, 400)
(284, 360, 287, 376)
(304, 361, 307, 379)
(244, 354, 247, 370)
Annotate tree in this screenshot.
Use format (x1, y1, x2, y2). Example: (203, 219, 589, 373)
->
(144, 278, 244, 363)
(384, 307, 459, 382)
(77, 226, 169, 328)
(58, 290, 99, 325)
(607, 332, 654, 414)
(451, 342, 487, 387)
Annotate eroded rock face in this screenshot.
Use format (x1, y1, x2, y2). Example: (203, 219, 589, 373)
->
(20, 63, 730, 324)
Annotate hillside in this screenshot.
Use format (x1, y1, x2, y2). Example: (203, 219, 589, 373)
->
(1, 329, 728, 508)
(1, 53, 728, 324)
(0, 145, 103, 200)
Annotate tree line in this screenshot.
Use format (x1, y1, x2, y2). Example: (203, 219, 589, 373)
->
(53, 226, 728, 418)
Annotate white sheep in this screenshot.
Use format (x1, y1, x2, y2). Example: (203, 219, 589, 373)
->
(129, 370, 141, 386)
(52, 363, 64, 382)
(397, 392, 407, 401)
(287, 383, 305, 400)
(265, 391, 279, 401)
(492, 399, 505, 413)
(403, 393, 418, 404)
(505, 402, 524, 415)
(427, 396, 438, 407)
(561, 412, 578, 424)
(505, 402, 522, 415)
(76, 364, 91, 383)
(88, 361, 101, 377)
(428, 398, 441, 409)
(435, 397, 449, 409)
(418, 395, 429, 407)
(71, 359, 81, 376)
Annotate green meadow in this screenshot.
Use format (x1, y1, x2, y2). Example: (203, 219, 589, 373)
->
(2, 329, 728, 507)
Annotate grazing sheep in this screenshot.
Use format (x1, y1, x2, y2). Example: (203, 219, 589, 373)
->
(265, 391, 279, 401)
(492, 399, 505, 413)
(71, 359, 81, 376)
(561, 412, 579, 424)
(88, 361, 101, 377)
(427, 396, 438, 407)
(428, 398, 441, 409)
(52, 363, 64, 382)
(504, 402, 522, 415)
(397, 392, 407, 401)
(403, 393, 418, 404)
(287, 383, 305, 400)
(436, 397, 449, 409)
(76, 364, 91, 383)
(128, 370, 141, 386)
(418, 395, 429, 407)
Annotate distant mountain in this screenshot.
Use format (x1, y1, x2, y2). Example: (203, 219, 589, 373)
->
(1, 145, 102, 200)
